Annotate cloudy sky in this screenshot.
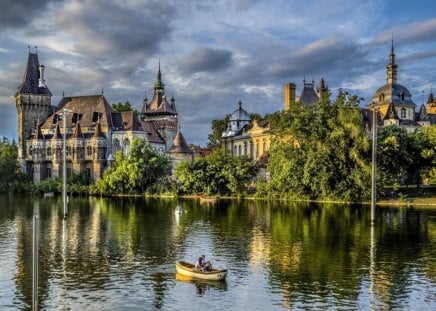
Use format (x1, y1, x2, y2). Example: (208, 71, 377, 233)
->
(1, 0, 436, 145)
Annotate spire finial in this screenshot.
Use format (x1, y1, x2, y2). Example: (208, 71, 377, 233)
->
(62, 90, 65, 98)
(35, 46, 37, 54)
(101, 88, 104, 95)
(28, 45, 30, 54)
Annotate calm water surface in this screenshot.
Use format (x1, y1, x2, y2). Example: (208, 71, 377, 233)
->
(0, 195, 435, 310)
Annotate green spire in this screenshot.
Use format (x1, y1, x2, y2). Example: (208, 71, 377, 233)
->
(154, 59, 165, 91)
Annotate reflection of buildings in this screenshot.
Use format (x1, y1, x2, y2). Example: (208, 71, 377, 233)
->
(16, 51, 192, 183)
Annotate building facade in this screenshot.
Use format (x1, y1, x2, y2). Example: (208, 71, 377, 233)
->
(16, 51, 191, 183)
(364, 42, 436, 132)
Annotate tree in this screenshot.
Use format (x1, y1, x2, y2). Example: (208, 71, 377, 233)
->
(112, 101, 133, 112)
(376, 126, 412, 186)
(176, 148, 258, 196)
(207, 115, 230, 148)
(0, 138, 18, 192)
(92, 138, 171, 195)
(266, 91, 371, 201)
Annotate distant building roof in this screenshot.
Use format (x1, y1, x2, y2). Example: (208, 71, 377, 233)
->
(168, 128, 193, 154)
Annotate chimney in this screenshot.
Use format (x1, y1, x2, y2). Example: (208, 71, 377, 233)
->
(38, 65, 46, 88)
(284, 82, 296, 112)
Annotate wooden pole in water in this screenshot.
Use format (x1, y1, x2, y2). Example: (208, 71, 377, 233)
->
(371, 107, 377, 225)
(33, 215, 39, 311)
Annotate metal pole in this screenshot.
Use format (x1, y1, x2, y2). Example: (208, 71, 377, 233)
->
(62, 109, 72, 220)
(371, 107, 377, 225)
(33, 215, 39, 311)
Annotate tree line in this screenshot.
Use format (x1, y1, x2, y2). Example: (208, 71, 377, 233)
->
(1, 95, 435, 200)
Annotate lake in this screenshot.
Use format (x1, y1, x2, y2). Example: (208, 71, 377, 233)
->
(0, 195, 435, 310)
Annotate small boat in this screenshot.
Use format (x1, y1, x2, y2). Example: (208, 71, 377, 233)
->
(176, 261, 227, 281)
(199, 196, 217, 203)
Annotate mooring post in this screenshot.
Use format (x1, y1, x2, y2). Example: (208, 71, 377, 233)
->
(33, 215, 39, 311)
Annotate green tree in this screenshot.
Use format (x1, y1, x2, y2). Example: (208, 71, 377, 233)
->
(92, 138, 171, 195)
(112, 101, 133, 112)
(266, 91, 371, 201)
(0, 138, 18, 192)
(207, 115, 230, 148)
(376, 126, 412, 186)
(176, 148, 258, 196)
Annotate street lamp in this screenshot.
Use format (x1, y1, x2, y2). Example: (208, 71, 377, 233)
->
(62, 108, 73, 220)
(371, 106, 378, 225)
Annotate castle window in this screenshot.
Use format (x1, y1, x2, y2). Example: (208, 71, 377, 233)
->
(379, 93, 385, 102)
(250, 142, 253, 159)
(85, 168, 91, 180)
(263, 139, 267, 153)
(113, 138, 121, 152)
(244, 142, 247, 156)
(92, 112, 102, 123)
(47, 168, 51, 179)
(46, 147, 52, 157)
(400, 92, 405, 102)
(87, 146, 92, 156)
(52, 114, 59, 124)
(238, 145, 241, 156)
(401, 108, 406, 118)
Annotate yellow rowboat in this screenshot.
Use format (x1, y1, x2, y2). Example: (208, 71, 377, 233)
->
(175, 261, 227, 281)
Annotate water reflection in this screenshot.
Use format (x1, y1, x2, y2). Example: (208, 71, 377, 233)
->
(0, 196, 434, 310)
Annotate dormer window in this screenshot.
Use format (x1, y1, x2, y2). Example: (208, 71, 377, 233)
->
(400, 92, 405, 102)
(379, 93, 385, 102)
(72, 113, 82, 123)
(92, 112, 102, 122)
(401, 108, 406, 118)
(52, 114, 59, 124)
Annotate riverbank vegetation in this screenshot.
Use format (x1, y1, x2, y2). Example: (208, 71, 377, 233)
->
(1, 89, 435, 201)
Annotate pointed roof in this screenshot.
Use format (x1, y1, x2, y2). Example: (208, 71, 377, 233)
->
(427, 91, 434, 104)
(72, 122, 83, 139)
(417, 104, 429, 121)
(93, 121, 106, 139)
(35, 124, 45, 140)
(154, 60, 165, 91)
(53, 123, 62, 140)
(387, 38, 398, 85)
(383, 102, 399, 120)
(16, 52, 52, 96)
(299, 80, 319, 106)
(168, 128, 193, 154)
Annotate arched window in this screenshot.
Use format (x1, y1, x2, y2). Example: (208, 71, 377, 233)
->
(87, 146, 92, 156)
(46, 147, 52, 157)
(400, 92, 405, 102)
(123, 138, 130, 155)
(379, 93, 385, 102)
(244, 142, 247, 156)
(401, 108, 406, 118)
(263, 139, 267, 153)
(238, 145, 241, 156)
(113, 138, 121, 152)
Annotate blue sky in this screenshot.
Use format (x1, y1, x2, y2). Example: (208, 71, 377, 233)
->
(1, 0, 436, 145)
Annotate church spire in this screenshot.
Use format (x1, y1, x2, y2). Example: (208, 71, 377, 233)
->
(153, 59, 165, 91)
(387, 36, 398, 85)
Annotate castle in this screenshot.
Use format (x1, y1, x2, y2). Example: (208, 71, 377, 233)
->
(16, 51, 193, 183)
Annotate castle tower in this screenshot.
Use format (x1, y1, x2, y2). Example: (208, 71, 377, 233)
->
(283, 83, 296, 112)
(15, 50, 52, 173)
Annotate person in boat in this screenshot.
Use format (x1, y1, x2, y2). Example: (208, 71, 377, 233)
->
(195, 255, 206, 271)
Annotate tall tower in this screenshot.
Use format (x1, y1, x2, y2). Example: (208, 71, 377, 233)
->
(283, 82, 296, 112)
(15, 50, 52, 173)
(386, 39, 398, 85)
